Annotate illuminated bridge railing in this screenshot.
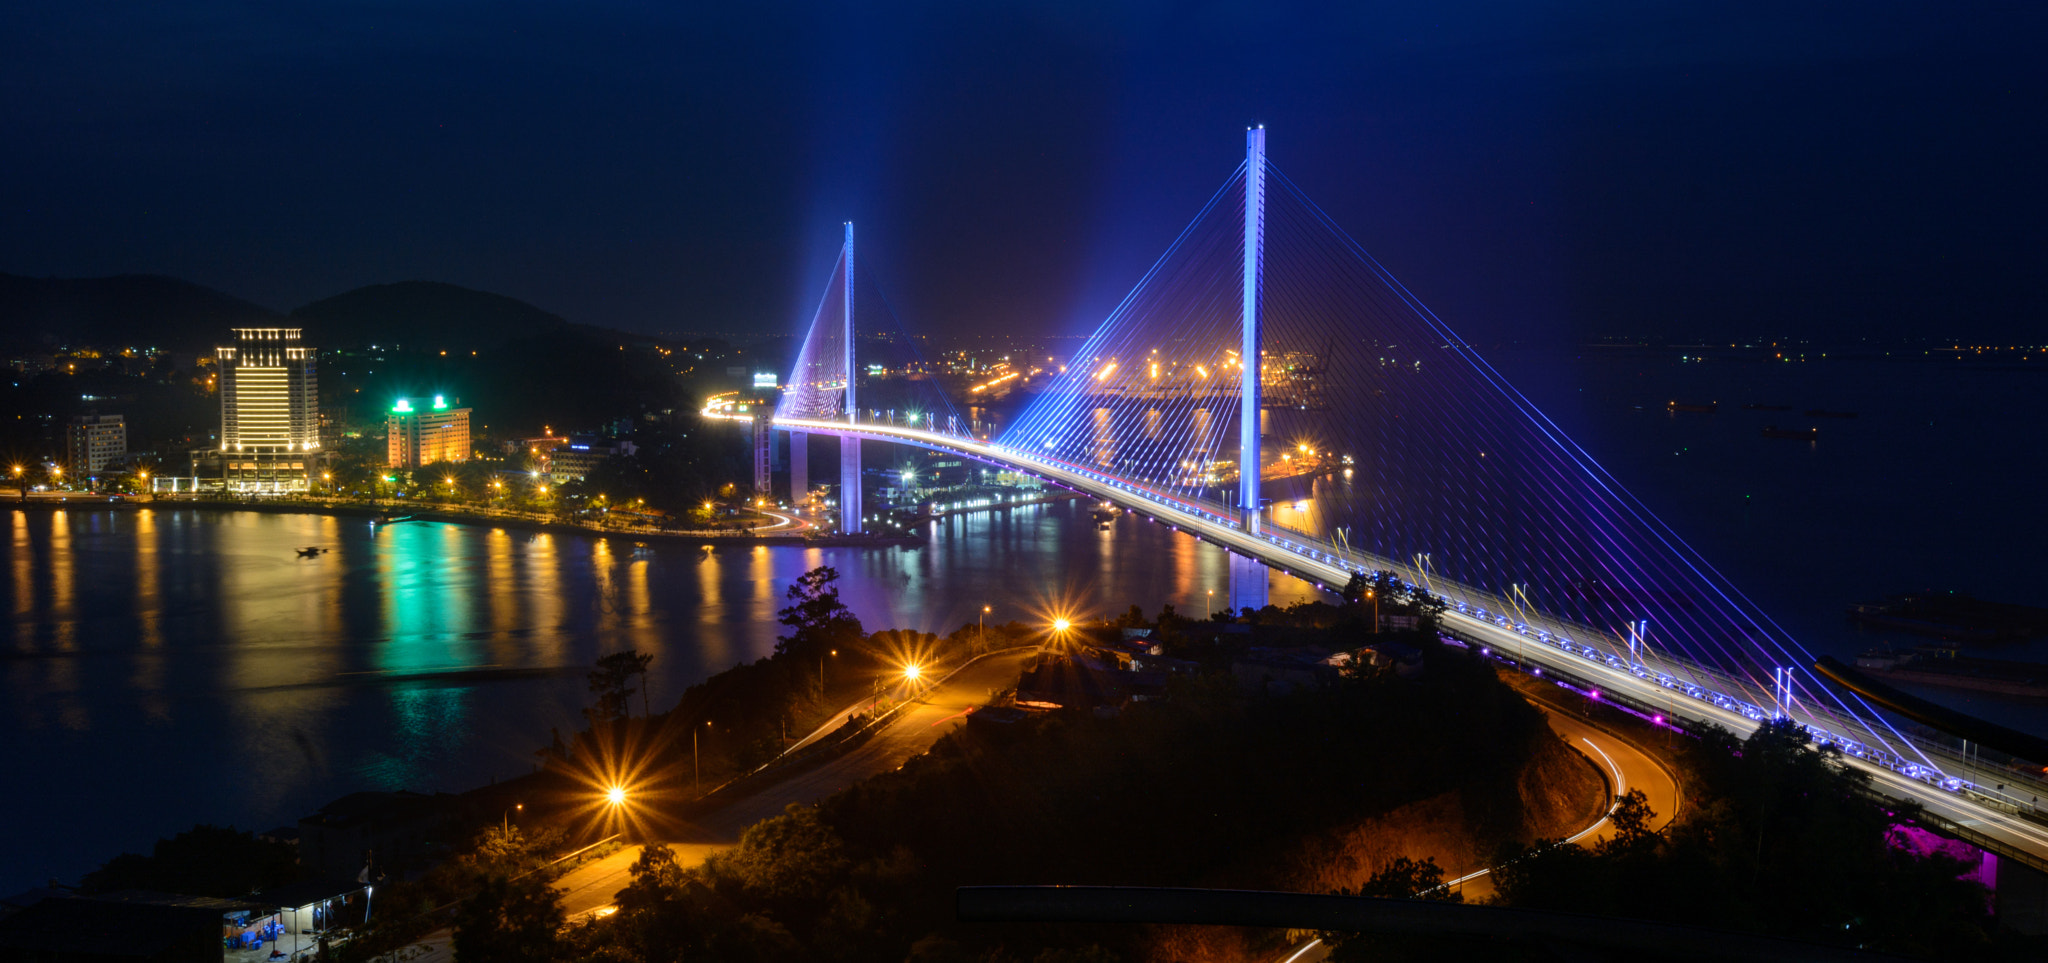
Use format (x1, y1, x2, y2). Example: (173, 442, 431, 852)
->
(817, 417, 2048, 819)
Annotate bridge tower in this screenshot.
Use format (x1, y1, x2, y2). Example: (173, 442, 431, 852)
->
(839, 222, 864, 534)
(1229, 126, 1269, 612)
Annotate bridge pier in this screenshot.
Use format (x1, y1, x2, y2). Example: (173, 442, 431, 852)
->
(839, 435, 862, 533)
(789, 431, 808, 502)
(1229, 553, 1268, 614)
(752, 411, 773, 496)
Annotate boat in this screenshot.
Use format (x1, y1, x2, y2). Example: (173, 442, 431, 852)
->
(295, 546, 328, 557)
(1760, 426, 1817, 440)
(1665, 400, 1718, 413)
(1805, 409, 1858, 418)
(1742, 403, 1792, 411)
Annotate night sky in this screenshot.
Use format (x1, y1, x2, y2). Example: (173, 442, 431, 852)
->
(4, 2, 2043, 344)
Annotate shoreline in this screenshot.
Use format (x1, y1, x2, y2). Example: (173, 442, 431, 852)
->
(6, 497, 926, 548)
(8, 490, 1095, 545)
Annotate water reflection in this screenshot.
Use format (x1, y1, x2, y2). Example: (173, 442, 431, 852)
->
(0, 501, 1307, 891)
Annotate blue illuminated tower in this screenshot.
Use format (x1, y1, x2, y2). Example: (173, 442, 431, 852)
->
(1229, 127, 1269, 611)
(839, 222, 863, 533)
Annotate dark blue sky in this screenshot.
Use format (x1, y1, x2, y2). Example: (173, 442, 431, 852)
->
(3, 2, 2042, 344)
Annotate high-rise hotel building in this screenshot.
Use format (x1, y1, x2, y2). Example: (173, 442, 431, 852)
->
(217, 327, 321, 492)
(386, 395, 473, 468)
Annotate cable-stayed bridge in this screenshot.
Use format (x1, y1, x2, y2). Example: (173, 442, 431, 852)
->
(717, 129, 2048, 869)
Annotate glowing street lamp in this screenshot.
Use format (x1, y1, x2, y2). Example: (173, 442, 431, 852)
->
(903, 663, 922, 683)
(606, 786, 626, 807)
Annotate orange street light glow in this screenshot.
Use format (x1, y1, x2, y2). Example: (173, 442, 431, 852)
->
(606, 786, 627, 806)
(903, 664, 922, 682)
(1052, 618, 1071, 632)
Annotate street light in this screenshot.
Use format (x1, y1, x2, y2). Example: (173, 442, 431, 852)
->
(820, 648, 837, 698)
(903, 663, 922, 683)
(606, 786, 626, 806)
(502, 802, 523, 833)
(1206, 589, 1214, 620)
(980, 605, 992, 648)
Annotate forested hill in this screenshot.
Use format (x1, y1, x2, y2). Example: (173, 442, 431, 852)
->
(289, 280, 572, 350)
(0, 273, 283, 353)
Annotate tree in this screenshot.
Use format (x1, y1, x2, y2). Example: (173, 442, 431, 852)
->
(81, 824, 299, 898)
(587, 649, 654, 725)
(776, 567, 863, 659)
(1350, 856, 1460, 902)
(706, 804, 850, 901)
(1598, 788, 1660, 857)
(453, 873, 564, 963)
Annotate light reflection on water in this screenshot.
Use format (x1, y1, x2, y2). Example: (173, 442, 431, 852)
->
(0, 500, 1303, 888)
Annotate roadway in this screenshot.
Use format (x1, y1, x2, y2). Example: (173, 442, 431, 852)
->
(552, 647, 1040, 920)
(1442, 700, 1681, 903)
(767, 416, 2048, 869)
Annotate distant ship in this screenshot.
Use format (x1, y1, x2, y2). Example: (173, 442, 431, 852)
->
(1848, 591, 2048, 642)
(1741, 403, 1792, 411)
(1854, 645, 2048, 699)
(1665, 400, 1718, 413)
(1760, 426, 1817, 440)
(1805, 409, 1858, 418)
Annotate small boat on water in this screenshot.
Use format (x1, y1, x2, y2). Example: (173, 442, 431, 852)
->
(295, 546, 328, 557)
(1666, 400, 1718, 413)
(1761, 426, 1817, 440)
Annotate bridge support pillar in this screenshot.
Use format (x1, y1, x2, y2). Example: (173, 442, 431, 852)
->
(789, 431, 808, 503)
(1229, 553, 1268, 614)
(752, 412, 772, 496)
(839, 435, 863, 533)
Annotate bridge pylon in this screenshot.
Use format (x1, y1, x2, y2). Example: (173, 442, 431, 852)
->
(1232, 126, 1269, 611)
(839, 221, 863, 533)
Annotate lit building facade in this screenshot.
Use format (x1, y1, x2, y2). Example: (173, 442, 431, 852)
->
(218, 328, 321, 492)
(66, 414, 127, 477)
(386, 395, 473, 468)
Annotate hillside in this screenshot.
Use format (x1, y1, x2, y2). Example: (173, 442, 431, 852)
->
(290, 281, 570, 349)
(0, 273, 283, 353)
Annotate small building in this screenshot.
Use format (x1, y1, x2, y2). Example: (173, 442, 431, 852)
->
(65, 415, 127, 477)
(1231, 645, 1344, 693)
(547, 440, 635, 484)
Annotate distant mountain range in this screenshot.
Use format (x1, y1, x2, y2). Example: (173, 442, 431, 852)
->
(0, 273, 580, 354)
